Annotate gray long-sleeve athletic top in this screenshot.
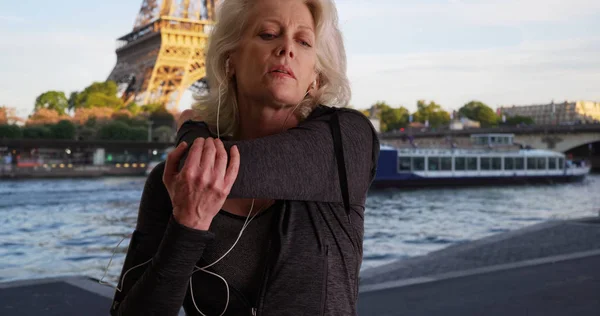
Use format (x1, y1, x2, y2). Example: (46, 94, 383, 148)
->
(109, 105, 380, 316)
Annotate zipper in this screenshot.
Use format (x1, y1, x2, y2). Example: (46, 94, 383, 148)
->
(253, 237, 272, 315)
(252, 200, 281, 315)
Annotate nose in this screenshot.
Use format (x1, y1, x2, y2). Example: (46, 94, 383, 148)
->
(276, 36, 295, 59)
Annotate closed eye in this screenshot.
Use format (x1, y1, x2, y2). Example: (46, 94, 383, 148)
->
(260, 33, 277, 40)
(299, 40, 312, 47)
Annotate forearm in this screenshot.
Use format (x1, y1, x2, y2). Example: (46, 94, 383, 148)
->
(176, 108, 377, 203)
(110, 162, 215, 315)
(111, 217, 213, 316)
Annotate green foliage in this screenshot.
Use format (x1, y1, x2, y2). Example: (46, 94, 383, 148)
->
(77, 126, 97, 140)
(69, 81, 123, 109)
(97, 121, 148, 141)
(458, 101, 499, 127)
(49, 120, 76, 139)
(0, 124, 22, 138)
(149, 106, 175, 128)
(153, 125, 174, 142)
(141, 103, 164, 113)
(22, 126, 53, 139)
(504, 115, 534, 126)
(413, 100, 451, 128)
(369, 101, 410, 132)
(35, 91, 68, 115)
(126, 102, 142, 116)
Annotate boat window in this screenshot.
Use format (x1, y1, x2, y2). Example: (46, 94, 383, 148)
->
(537, 157, 547, 169)
(455, 157, 466, 171)
(467, 157, 478, 170)
(413, 157, 425, 171)
(441, 157, 452, 171)
(398, 157, 411, 171)
(548, 157, 556, 169)
(428, 157, 439, 171)
(515, 157, 525, 170)
(558, 158, 564, 169)
(527, 157, 537, 170)
(492, 157, 502, 170)
(504, 157, 515, 170)
(480, 157, 491, 170)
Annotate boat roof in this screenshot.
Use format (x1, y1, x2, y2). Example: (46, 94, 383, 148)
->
(385, 146, 565, 157)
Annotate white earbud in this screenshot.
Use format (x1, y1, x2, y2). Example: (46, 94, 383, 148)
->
(225, 58, 231, 77)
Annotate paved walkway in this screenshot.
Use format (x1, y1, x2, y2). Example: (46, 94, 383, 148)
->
(358, 252, 600, 316)
(358, 216, 600, 315)
(359, 217, 600, 286)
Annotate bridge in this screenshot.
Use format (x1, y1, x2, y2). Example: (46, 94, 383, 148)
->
(380, 124, 600, 152)
(379, 123, 600, 169)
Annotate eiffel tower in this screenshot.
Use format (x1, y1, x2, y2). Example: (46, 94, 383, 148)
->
(107, 0, 217, 112)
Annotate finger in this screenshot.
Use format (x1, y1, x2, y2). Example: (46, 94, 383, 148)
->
(199, 138, 216, 174)
(182, 138, 205, 174)
(163, 141, 188, 185)
(224, 145, 240, 191)
(214, 139, 228, 179)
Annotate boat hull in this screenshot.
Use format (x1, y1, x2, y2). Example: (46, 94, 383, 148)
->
(370, 173, 588, 189)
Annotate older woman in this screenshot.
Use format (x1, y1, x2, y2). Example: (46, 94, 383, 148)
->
(110, 0, 379, 315)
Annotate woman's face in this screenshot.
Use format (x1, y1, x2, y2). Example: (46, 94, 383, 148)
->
(231, 0, 317, 108)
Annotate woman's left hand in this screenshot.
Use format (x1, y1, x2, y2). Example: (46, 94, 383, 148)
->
(163, 138, 240, 230)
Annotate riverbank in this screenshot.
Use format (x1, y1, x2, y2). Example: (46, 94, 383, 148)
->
(0, 165, 147, 179)
(2, 215, 599, 315)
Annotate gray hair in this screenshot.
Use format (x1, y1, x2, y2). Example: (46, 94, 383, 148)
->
(192, 0, 351, 137)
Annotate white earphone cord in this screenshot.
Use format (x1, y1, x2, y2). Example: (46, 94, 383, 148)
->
(100, 76, 314, 315)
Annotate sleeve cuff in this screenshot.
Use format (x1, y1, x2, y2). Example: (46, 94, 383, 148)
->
(151, 215, 215, 277)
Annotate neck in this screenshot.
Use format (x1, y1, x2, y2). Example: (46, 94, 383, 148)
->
(235, 98, 301, 140)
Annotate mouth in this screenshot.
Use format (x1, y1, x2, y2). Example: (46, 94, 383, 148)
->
(269, 65, 296, 79)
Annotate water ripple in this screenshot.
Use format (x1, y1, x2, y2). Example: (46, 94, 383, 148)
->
(1, 174, 599, 283)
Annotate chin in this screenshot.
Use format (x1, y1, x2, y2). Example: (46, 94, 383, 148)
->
(268, 87, 303, 108)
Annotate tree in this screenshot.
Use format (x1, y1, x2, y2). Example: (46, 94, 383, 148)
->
(154, 125, 174, 142)
(0, 106, 7, 124)
(504, 115, 534, 126)
(366, 101, 410, 132)
(72, 107, 115, 125)
(413, 100, 451, 128)
(141, 103, 164, 113)
(0, 106, 23, 125)
(97, 121, 148, 141)
(126, 102, 142, 116)
(27, 108, 65, 125)
(149, 105, 175, 128)
(458, 100, 499, 127)
(0, 124, 22, 138)
(69, 81, 124, 109)
(35, 91, 69, 115)
(22, 126, 53, 139)
(49, 120, 76, 139)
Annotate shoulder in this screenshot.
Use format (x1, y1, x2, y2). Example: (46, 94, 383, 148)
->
(308, 105, 376, 130)
(311, 105, 379, 144)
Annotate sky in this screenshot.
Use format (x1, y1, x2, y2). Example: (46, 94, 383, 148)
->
(1, 0, 599, 119)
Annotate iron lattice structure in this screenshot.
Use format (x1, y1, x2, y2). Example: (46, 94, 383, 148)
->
(107, 0, 217, 112)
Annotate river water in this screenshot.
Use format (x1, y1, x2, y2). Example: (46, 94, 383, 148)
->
(1, 174, 599, 285)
